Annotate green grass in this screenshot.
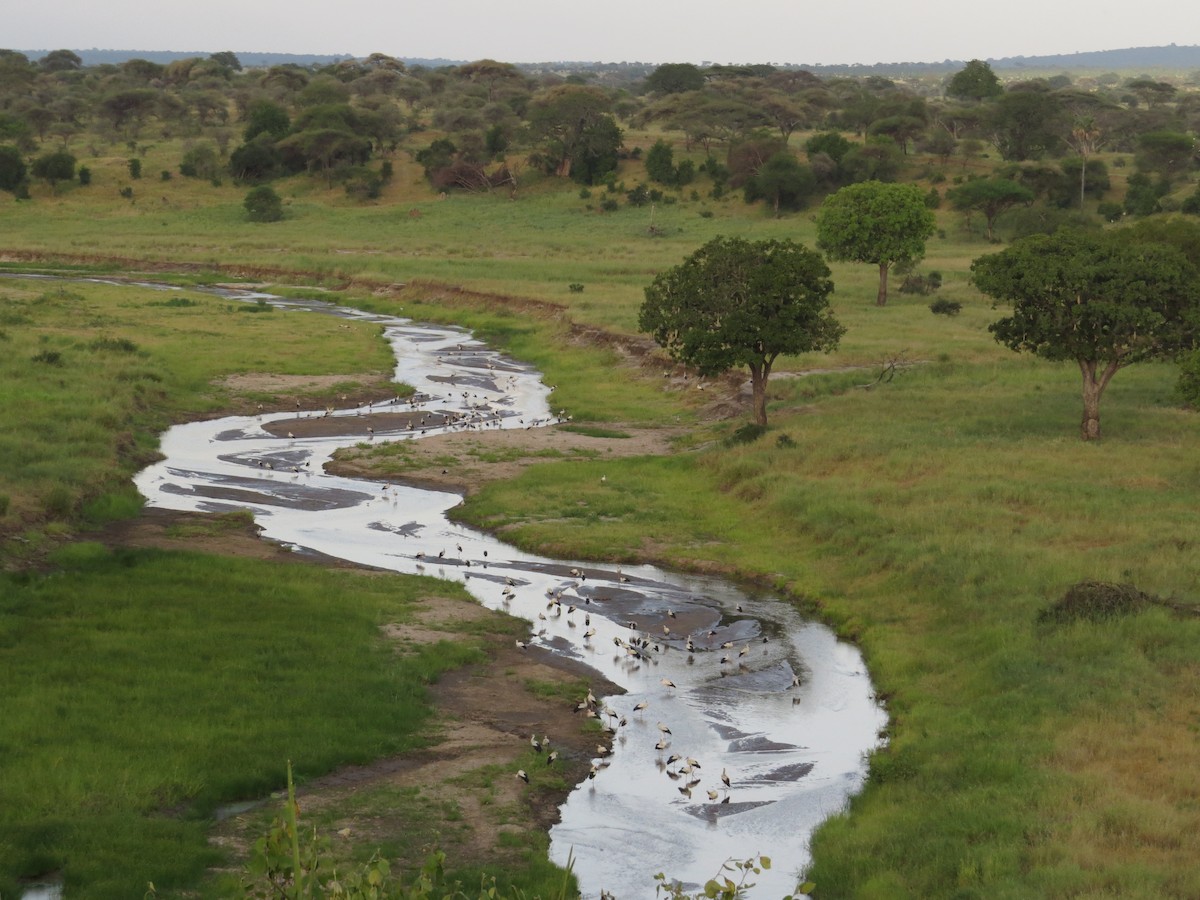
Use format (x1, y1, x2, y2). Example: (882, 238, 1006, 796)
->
(0, 546, 485, 899)
(459, 352, 1200, 898)
(0, 278, 393, 550)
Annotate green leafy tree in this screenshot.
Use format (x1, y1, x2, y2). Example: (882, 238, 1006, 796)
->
(840, 136, 904, 183)
(947, 177, 1034, 240)
(816, 181, 937, 306)
(0, 143, 26, 193)
(645, 139, 677, 185)
(1135, 131, 1196, 182)
(38, 49, 82, 73)
(743, 152, 817, 215)
(527, 85, 620, 182)
(243, 100, 291, 142)
(243, 184, 283, 222)
(30, 150, 75, 194)
(645, 63, 706, 95)
(972, 229, 1200, 440)
(986, 86, 1065, 161)
(946, 60, 1003, 101)
(640, 236, 844, 426)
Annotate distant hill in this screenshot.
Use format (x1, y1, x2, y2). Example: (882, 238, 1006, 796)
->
(13, 44, 1200, 75)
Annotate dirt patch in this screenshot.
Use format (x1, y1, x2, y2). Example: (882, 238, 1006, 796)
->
(330, 423, 684, 496)
(206, 589, 620, 878)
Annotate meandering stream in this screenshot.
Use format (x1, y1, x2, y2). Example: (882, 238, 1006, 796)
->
(122, 283, 886, 898)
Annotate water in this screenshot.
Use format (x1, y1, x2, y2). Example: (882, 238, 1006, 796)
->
(127, 285, 886, 898)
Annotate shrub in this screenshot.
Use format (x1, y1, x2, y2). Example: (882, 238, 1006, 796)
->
(899, 271, 942, 295)
(244, 185, 283, 222)
(929, 297, 962, 316)
(77, 165, 91, 186)
(727, 423, 767, 445)
(568, 283, 584, 293)
(1097, 201, 1123, 222)
(127, 158, 141, 179)
(600, 198, 619, 212)
(160, 170, 172, 181)
(32, 349, 63, 365)
(626, 184, 650, 207)
(119, 186, 133, 199)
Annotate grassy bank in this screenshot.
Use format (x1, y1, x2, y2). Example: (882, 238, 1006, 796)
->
(0, 545, 489, 898)
(457, 352, 1200, 898)
(0, 276, 393, 554)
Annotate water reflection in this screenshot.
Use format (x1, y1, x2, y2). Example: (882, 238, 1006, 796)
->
(128, 286, 886, 899)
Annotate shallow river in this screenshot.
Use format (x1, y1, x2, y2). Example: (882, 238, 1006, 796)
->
(127, 285, 886, 899)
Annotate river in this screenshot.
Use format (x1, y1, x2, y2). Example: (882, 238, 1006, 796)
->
(125, 283, 886, 899)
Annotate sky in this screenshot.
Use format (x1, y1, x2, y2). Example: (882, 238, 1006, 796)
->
(9, 0, 1198, 66)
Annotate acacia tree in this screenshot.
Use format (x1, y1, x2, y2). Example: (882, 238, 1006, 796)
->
(972, 229, 1200, 440)
(816, 181, 936, 306)
(947, 176, 1034, 240)
(640, 236, 844, 426)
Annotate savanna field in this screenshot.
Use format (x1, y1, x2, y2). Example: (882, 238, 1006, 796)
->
(2, 52, 1200, 898)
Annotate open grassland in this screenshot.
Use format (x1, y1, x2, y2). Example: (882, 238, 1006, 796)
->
(2, 134, 1200, 898)
(0, 276, 394, 553)
(0, 544, 494, 898)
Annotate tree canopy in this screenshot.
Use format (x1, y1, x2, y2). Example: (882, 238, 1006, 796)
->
(947, 176, 1034, 240)
(816, 181, 936, 305)
(946, 60, 1003, 101)
(972, 228, 1200, 439)
(640, 236, 844, 426)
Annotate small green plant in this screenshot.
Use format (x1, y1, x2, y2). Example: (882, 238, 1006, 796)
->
(119, 186, 133, 199)
(929, 297, 962, 316)
(77, 165, 91, 186)
(653, 854, 812, 900)
(728, 423, 767, 445)
(776, 433, 796, 448)
(161, 169, 172, 181)
(568, 283, 584, 293)
(32, 349, 63, 365)
(128, 158, 142, 179)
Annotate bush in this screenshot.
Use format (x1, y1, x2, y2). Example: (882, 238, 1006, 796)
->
(244, 185, 283, 222)
(899, 271, 942, 295)
(118, 186, 133, 199)
(600, 198, 619, 212)
(929, 297, 962, 316)
(160, 169, 172, 181)
(76, 165, 91, 186)
(568, 283, 584, 293)
(727, 423, 767, 445)
(626, 184, 651, 207)
(1097, 201, 1123, 222)
(179, 140, 221, 180)
(1178, 349, 1200, 408)
(127, 158, 141, 179)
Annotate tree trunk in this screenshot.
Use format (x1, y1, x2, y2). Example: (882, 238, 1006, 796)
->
(1078, 358, 1121, 441)
(876, 261, 889, 306)
(749, 361, 771, 426)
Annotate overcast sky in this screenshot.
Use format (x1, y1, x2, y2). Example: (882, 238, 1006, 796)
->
(9, 0, 1197, 66)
